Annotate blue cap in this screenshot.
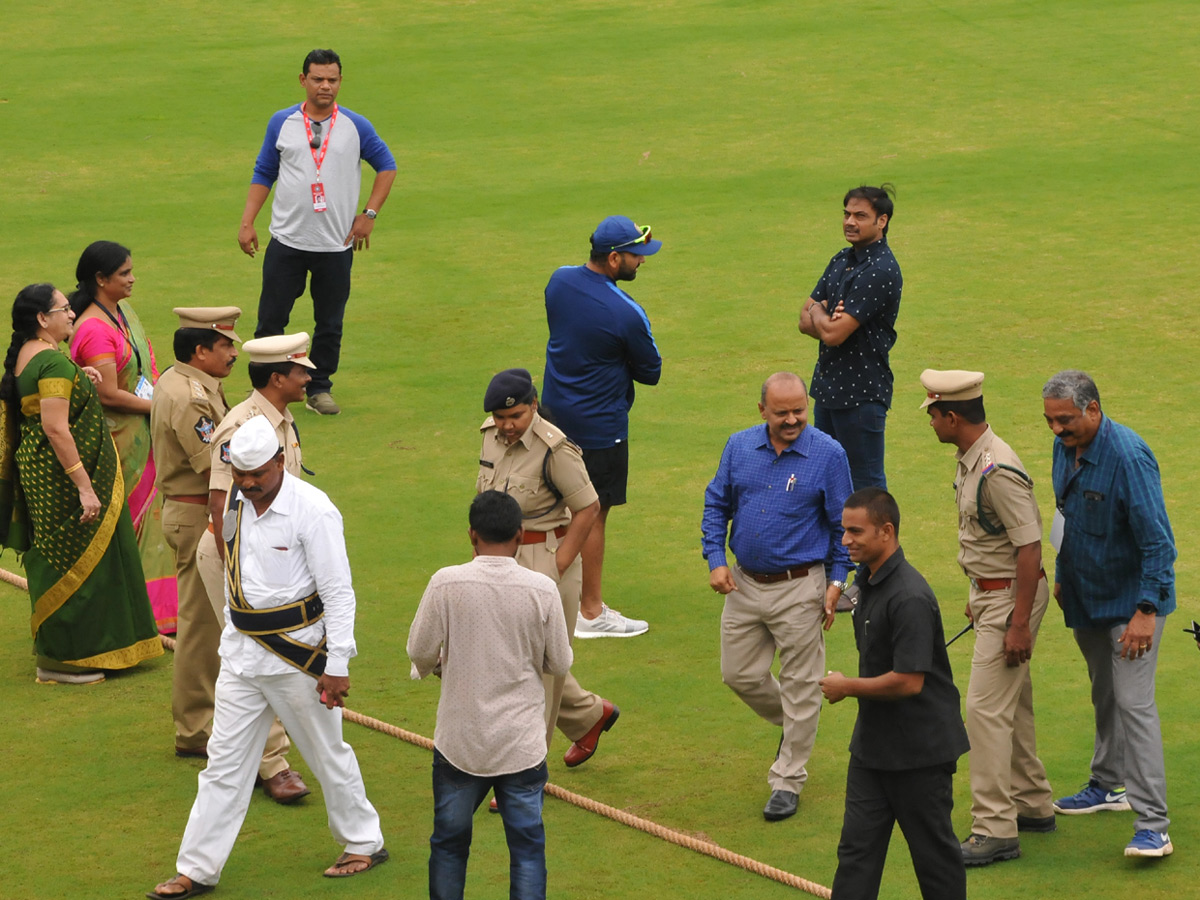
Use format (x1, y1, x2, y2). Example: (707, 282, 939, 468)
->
(590, 216, 662, 256)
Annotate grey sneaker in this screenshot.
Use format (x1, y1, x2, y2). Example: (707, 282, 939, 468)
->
(574, 604, 649, 639)
(961, 834, 1021, 866)
(305, 392, 341, 415)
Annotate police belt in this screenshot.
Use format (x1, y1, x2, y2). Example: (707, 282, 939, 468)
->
(228, 592, 324, 636)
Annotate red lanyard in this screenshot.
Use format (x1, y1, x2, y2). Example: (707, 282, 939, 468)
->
(301, 103, 338, 181)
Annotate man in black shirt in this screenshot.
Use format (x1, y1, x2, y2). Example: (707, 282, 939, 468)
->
(821, 487, 969, 900)
(798, 185, 902, 491)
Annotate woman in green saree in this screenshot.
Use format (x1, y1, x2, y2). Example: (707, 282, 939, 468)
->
(0, 283, 162, 683)
(68, 241, 178, 634)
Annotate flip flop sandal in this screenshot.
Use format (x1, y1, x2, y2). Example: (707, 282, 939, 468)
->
(145, 875, 215, 899)
(323, 847, 390, 878)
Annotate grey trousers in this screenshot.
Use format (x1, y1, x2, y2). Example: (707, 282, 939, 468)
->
(1074, 617, 1169, 833)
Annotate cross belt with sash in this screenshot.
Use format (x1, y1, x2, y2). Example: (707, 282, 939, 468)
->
(222, 484, 327, 677)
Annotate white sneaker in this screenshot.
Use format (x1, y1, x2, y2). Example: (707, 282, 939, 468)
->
(574, 604, 649, 639)
(36, 667, 105, 685)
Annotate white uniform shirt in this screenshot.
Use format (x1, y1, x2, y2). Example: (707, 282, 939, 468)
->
(219, 472, 357, 677)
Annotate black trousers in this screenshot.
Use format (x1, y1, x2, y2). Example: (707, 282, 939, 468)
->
(831, 757, 965, 900)
(256, 238, 354, 395)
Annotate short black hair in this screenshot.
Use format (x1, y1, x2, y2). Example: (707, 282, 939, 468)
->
(469, 491, 522, 543)
(844, 486, 900, 535)
(303, 49, 341, 74)
(248, 361, 297, 390)
(928, 396, 986, 424)
(173, 327, 224, 362)
(844, 184, 896, 234)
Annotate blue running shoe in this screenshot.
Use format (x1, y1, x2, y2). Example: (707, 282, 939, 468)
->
(1125, 830, 1173, 857)
(1053, 779, 1131, 814)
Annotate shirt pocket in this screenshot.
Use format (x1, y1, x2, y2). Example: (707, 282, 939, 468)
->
(1077, 494, 1109, 537)
(260, 545, 296, 587)
(778, 478, 823, 518)
(476, 466, 498, 494)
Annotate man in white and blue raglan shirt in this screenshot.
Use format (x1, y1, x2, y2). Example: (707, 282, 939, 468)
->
(541, 215, 662, 640)
(238, 48, 396, 417)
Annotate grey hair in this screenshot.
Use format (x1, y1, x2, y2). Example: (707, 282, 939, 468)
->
(760, 371, 807, 404)
(1042, 370, 1101, 413)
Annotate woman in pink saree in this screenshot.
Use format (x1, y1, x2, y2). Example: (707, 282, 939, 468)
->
(68, 241, 178, 633)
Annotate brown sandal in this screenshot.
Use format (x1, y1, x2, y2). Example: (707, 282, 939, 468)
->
(145, 874, 214, 899)
(323, 847, 390, 878)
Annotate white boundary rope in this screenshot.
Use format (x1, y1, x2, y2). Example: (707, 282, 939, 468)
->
(3, 565, 830, 896)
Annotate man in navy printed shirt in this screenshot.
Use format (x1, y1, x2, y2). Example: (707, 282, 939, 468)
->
(798, 185, 902, 491)
(702, 372, 853, 822)
(1042, 369, 1176, 859)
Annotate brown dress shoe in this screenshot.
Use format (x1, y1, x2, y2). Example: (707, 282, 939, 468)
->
(261, 768, 310, 804)
(174, 745, 208, 759)
(563, 699, 619, 767)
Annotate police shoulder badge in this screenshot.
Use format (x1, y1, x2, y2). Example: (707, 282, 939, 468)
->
(194, 416, 215, 444)
(219, 441, 232, 465)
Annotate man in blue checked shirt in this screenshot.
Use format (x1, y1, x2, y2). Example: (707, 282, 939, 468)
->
(1042, 370, 1176, 859)
(702, 372, 853, 822)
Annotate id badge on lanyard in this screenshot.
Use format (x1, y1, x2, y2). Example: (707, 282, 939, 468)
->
(303, 104, 337, 214)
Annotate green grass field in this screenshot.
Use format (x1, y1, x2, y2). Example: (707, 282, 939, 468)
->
(4, 1, 1199, 897)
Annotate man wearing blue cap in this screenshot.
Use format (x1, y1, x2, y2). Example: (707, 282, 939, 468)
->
(541, 216, 662, 640)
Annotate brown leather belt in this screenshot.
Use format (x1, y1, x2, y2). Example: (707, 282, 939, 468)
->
(521, 526, 567, 545)
(970, 569, 1047, 591)
(166, 494, 208, 505)
(738, 564, 814, 584)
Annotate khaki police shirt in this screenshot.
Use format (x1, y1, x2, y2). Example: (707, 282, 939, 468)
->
(150, 362, 228, 496)
(476, 413, 598, 531)
(954, 426, 1043, 579)
(208, 390, 305, 492)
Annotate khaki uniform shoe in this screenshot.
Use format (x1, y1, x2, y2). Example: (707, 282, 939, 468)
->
(306, 393, 341, 415)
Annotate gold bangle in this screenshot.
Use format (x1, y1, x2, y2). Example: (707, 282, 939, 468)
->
(63, 461, 83, 475)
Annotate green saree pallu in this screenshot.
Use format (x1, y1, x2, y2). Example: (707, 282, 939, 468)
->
(4, 350, 162, 669)
(70, 301, 179, 634)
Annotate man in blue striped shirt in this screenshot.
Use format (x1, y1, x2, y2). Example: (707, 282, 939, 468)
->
(702, 372, 853, 821)
(1042, 370, 1176, 859)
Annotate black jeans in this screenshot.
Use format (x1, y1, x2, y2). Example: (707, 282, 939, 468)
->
(831, 757, 965, 900)
(256, 238, 353, 395)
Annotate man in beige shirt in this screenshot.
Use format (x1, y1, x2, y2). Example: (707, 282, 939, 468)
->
(408, 490, 572, 900)
(920, 369, 1054, 866)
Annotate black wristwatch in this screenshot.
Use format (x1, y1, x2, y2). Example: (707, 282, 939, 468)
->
(1136, 601, 1157, 616)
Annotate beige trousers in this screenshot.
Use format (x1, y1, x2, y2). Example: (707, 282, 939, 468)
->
(721, 567, 826, 794)
(965, 577, 1054, 837)
(163, 500, 223, 753)
(194, 527, 292, 780)
(516, 536, 604, 746)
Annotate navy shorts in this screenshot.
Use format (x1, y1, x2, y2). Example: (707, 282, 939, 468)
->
(582, 442, 629, 508)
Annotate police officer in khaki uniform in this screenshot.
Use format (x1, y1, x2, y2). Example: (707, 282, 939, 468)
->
(150, 308, 242, 758)
(194, 332, 317, 802)
(920, 369, 1054, 866)
(477, 369, 619, 767)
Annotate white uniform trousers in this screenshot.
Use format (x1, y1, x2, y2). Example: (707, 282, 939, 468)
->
(176, 665, 384, 885)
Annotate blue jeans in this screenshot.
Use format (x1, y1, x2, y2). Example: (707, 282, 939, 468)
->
(813, 401, 888, 491)
(430, 748, 548, 900)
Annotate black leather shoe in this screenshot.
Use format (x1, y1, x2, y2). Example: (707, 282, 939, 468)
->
(763, 790, 798, 821)
(1016, 814, 1057, 833)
